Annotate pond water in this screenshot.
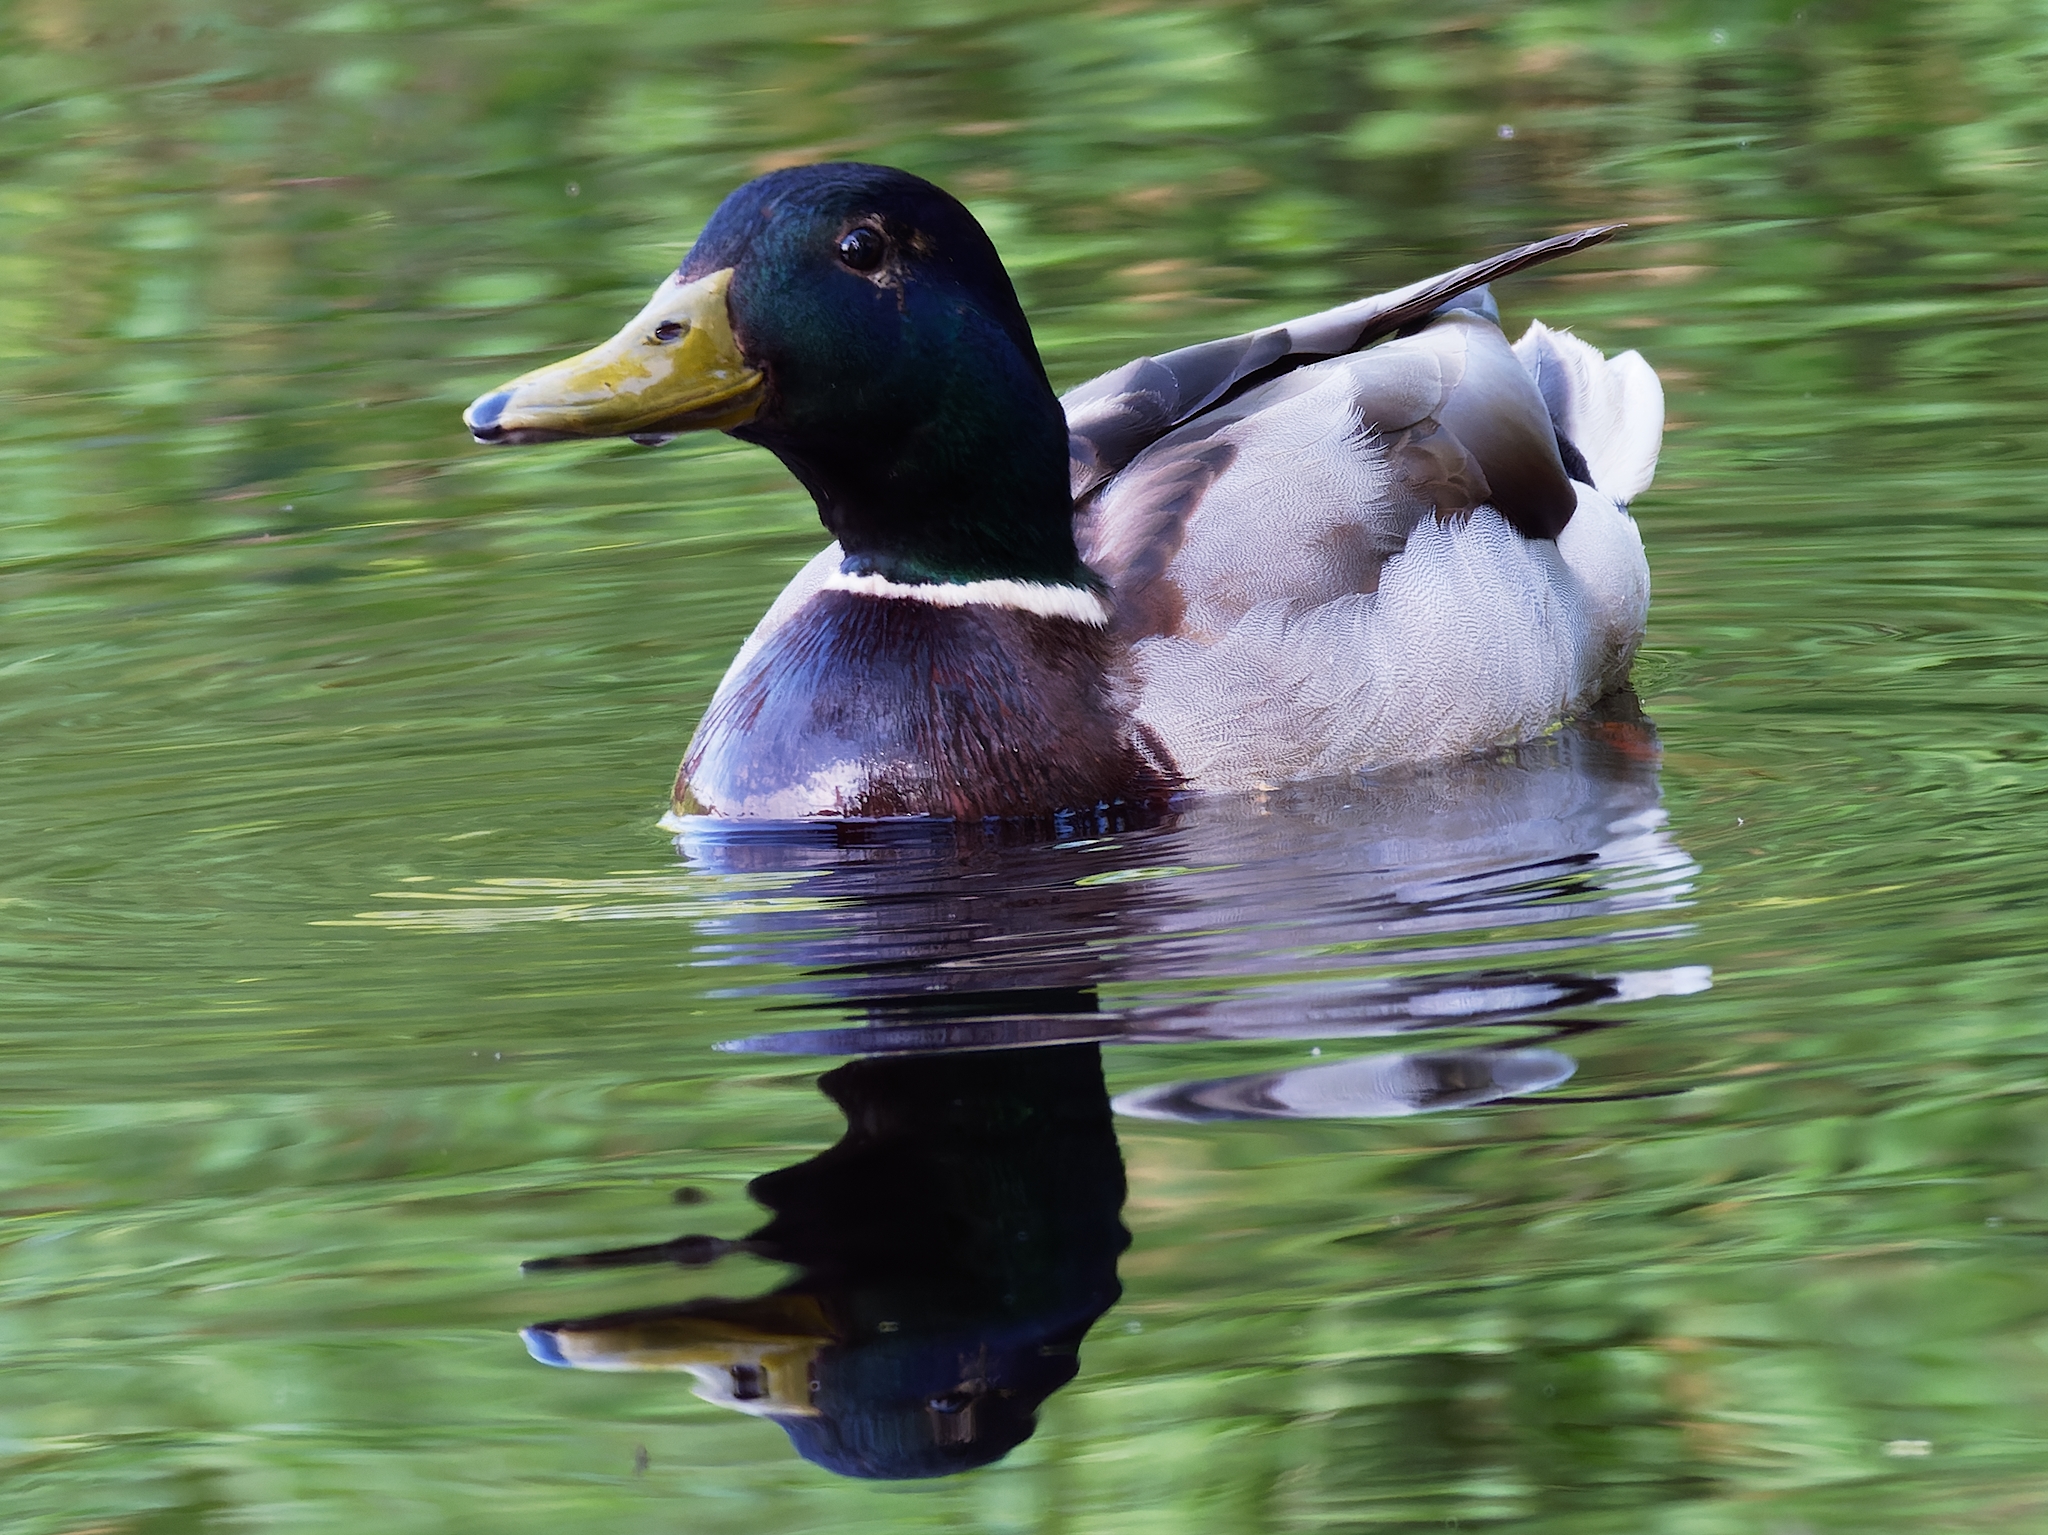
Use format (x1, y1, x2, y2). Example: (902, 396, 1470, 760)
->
(8, 1, 2048, 1529)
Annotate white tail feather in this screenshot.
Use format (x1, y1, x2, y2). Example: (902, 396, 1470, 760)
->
(1513, 321, 1664, 503)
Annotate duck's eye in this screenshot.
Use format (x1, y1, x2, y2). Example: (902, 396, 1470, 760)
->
(837, 227, 885, 272)
(651, 319, 686, 343)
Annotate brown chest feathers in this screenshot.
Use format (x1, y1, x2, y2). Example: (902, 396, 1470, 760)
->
(675, 591, 1169, 820)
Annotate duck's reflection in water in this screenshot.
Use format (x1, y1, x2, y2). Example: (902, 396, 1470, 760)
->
(523, 1046, 1125, 1479)
(697, 708, 1704, 1074)
(522, 710, 1706, 1476)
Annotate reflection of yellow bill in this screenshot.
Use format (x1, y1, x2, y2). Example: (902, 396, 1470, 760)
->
(465, 268, 764, 443)
(523, 1294, 831, 1417)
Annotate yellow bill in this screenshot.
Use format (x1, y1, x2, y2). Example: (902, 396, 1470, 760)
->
(464, 267, 764, 445)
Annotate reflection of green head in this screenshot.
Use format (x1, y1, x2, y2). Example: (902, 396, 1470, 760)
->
(778, 1325, 1078, 1479)
(524, 1045, 1128, 1479)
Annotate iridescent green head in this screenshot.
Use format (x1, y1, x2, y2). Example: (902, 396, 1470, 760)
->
(467, 163, 1086, 587)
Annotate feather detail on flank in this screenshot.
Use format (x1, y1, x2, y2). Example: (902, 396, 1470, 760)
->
(822, 570, 1113, 626)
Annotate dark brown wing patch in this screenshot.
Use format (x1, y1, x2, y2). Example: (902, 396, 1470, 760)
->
(1353, 315, 1575, 540)
(1379, 419, 1492, 520)
(1076, 436, 1236, 640)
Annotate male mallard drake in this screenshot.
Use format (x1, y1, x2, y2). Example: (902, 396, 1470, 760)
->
(465, 163, 1662, 820)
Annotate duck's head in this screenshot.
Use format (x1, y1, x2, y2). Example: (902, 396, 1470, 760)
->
(465, 163, 1085, 586)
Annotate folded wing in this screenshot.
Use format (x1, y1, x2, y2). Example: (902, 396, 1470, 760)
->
(1061, 223, 1624, 502)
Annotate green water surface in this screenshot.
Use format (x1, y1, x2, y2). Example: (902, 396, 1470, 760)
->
(8, 0, 2048, 1529)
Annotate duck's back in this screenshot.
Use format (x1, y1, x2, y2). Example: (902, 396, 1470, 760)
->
(1070, 293, 1662, 789)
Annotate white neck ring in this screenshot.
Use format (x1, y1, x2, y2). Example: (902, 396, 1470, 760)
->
(822, 570, 1112, 627)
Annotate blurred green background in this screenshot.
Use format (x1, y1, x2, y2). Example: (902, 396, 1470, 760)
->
(8, 0, 2048, 1530)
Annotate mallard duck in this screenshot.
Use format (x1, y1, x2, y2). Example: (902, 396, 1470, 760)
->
(464, 163, 1663, 820)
